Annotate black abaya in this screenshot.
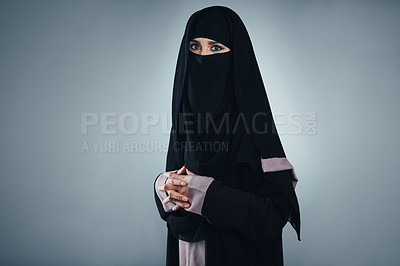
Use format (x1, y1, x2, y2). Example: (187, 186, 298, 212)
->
(154, 5, 301, 266)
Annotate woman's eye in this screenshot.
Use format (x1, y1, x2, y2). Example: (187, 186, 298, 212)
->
(211, 45, 224, 51)
(190, 43, 200, 50)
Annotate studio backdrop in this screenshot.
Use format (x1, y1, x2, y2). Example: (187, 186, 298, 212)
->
(0, 0, 399, 265)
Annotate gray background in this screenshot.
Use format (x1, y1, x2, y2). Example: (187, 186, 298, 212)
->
(1, 0, 399, 265)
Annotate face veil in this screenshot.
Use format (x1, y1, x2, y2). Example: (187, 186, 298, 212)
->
(185, 52, 234, 121)
(165, 6, 301, 243)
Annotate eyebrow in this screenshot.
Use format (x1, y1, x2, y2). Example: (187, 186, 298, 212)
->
(190, 40, 221, 45)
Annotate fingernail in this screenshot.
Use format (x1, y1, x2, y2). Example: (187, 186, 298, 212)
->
(165, 172, 170, 177)
(184, 204, 190, 208)
(182, 196, 188, 201)
(158, 185, 164, 190)
(181, 181, 186, 186)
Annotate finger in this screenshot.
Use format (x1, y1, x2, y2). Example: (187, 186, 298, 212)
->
(167, 178, 187, 186)
(162, 195, 174, 204)
(171, 199, 191, 208)
(164, 167, 179, 176)
(172, 205, 181, 211)
(165, 172, 185, 179)
(165, 175, 187, 186)
(168, 190, 189, 202)
(164, 171, 176, 177)
(177, 165, 186, 175)
(162, 192, 188, 204)
(159, 183, 180, 191)
(186, 168, 196, 175)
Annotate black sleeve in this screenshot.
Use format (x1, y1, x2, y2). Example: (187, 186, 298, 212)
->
(201, 170, 292, 241)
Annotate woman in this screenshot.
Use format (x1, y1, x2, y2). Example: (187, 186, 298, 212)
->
(154, 6, 301, 266)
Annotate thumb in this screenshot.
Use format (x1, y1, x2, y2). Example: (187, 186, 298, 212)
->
(186, 168, 195, 175)
(177, 165, 186, 175)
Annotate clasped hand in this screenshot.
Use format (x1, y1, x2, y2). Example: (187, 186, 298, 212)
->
(158, 165, 196, 211)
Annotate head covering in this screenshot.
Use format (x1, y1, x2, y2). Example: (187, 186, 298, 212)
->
(166, 6, 301, 242)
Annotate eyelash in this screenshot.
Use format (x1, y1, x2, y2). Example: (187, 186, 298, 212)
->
(189, 43, 225, 52)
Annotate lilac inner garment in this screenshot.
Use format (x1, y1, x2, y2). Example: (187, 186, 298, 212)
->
(261, 157, 298, 189)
